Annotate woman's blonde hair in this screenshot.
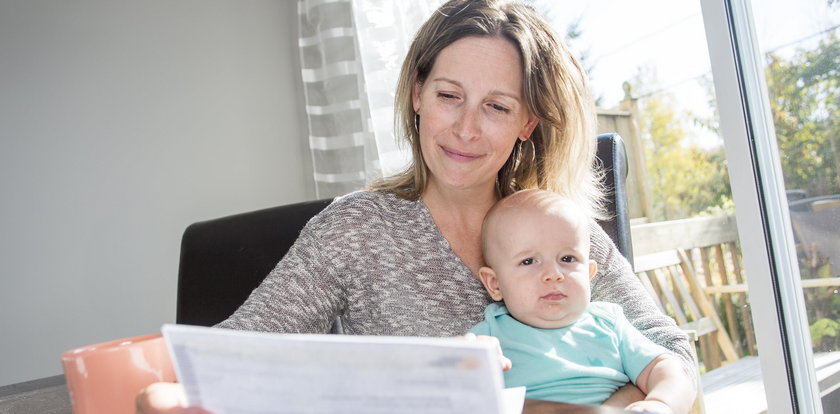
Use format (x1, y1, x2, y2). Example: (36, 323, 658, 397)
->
(370, 0, 605, 219)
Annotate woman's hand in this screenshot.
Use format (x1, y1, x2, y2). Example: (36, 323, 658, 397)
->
(135, 382, 211, 414)
(462, 333, 512, 371)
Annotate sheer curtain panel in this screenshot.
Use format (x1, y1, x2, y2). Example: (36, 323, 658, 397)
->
(297, 0, 442, 198)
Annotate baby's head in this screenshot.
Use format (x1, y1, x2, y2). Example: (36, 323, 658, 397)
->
(479, 189, 597, 329)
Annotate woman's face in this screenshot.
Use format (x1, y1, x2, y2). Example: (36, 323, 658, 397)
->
(412, 36, 538, 195)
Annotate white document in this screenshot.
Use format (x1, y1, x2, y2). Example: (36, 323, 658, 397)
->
(162, 324, 524, 414)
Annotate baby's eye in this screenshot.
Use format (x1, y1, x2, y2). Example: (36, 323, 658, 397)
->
(561, 255, 577, 263)
(520, 258, 535, 266)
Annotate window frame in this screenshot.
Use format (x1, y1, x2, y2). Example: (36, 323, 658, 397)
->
(700, 0, 823, 412)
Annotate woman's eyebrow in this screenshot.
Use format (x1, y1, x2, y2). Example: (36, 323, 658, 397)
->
(430, 77, 462, 89)
(431, 77, 521, 101)
(489, 90, 522, 102)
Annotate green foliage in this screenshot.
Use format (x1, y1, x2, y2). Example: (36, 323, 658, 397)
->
(801, 249, 840, 351)
(765, 33, 840, 351)
(627, 22, 839, 355)
(811, 318, 839, 342)
(630, 69, 732, 221)
(765, 34, 840, 197)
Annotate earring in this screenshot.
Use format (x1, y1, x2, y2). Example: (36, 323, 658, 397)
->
(521, 138, 536, 163)
(414, 114, 420, 132)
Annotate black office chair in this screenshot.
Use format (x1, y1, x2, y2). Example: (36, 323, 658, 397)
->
(596, 133, 634, 267)
(176, 133, 634, 327)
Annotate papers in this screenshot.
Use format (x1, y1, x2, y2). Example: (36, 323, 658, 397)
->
(162, 324, 524, 414)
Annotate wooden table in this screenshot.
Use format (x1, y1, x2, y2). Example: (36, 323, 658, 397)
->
(0, 376, 633, 414)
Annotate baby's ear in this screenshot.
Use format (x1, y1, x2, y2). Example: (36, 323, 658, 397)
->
(478, 267, 504, 301)
(588, 261, 598, 279)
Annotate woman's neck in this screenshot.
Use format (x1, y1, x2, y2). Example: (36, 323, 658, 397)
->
(420, 180, 497, 224)
(420, 180, 498, 276)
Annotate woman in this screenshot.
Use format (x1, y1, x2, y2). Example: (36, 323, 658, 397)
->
(138, 0, 693, 412)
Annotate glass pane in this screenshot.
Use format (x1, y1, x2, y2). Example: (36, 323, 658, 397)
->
(748, 0, 840, 411)
(537, 1, 770, 412)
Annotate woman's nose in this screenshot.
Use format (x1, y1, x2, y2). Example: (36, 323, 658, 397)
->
(454, 107, 480, 141)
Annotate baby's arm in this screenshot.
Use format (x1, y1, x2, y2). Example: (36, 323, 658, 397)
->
(625, 354, 695, 413)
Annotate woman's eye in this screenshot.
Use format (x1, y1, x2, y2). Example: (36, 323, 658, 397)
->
(438, 92, 458, 100)
(561, 255, 577, 263)
(520, 258, 535, 266)
(490, 103, 510, 113)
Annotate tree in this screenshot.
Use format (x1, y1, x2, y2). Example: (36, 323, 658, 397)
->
(764, 33, 840, 351)
(765, 34, 840, 197)
(532, 3, 603, 106)
(630, 68, 731, 221)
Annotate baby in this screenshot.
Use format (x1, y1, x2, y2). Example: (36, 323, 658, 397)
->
(470, 189, 694, 413)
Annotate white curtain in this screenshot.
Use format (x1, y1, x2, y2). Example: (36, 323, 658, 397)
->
(297, 0, 443, 198)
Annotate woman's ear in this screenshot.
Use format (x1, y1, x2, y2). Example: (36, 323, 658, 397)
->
(478, 267, 504, 301)
(589, 261, 598, 279)
(519, 116, 539, 140)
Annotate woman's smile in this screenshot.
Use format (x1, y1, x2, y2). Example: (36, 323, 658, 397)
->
(440, 145, 483, 162)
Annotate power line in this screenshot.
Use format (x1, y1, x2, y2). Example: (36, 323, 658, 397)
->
(592, 13, 702, 63)
(765, 23, 840, 54)
(632, 24, 839, 100)
(633, 72, 710, 100)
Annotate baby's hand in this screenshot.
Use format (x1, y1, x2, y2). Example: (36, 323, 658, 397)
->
(625, 400, 672, 413)
(462, 333, 512, 371)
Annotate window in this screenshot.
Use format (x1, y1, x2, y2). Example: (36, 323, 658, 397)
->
(538, 0, 839, 412)
(704, 1, 838, 412)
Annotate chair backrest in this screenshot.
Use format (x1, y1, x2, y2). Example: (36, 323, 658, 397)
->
(176, 133, 634, 327)
(633, 249, 739, 369)
(596, 133, 634, 269)
(176, 198, 332, 327)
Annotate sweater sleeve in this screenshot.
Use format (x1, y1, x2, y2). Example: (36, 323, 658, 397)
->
(588, 221, 697, 387)
(215, 212, 347, 334)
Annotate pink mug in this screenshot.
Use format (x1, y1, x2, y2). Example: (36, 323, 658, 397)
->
(61, 333, 176, 414)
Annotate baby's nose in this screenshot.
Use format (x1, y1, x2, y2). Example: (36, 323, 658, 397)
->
(542, 272, 565, 282)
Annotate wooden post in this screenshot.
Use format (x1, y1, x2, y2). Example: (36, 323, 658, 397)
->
(618, 82, 655, 222)
(728, 241, 757, 355)
(715, 245, 742, 357)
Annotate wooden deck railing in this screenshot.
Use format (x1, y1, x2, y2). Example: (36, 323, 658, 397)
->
(632, 215, 840, 413)
(631, 214, 840, 370)
(632, 215, 757, 368)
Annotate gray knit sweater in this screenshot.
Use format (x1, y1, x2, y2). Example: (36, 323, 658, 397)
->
(218, 190, 694, 373)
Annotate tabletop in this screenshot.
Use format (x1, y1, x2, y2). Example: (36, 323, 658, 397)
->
(0, 375, 71, 414)
(0, 375, 635, 414)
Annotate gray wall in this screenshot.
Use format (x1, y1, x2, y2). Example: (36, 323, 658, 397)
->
(0, 0, 314, 386)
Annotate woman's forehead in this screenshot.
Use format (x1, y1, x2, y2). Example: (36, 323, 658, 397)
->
(429, 36, 523, 90)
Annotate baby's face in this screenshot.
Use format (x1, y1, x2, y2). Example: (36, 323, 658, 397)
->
(480, 203, 595, 329)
